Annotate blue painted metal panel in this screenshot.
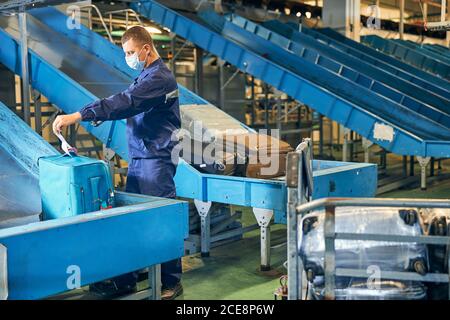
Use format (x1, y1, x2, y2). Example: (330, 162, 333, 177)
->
(262, 20, 450, 107)
(175, 157, 377, 225)
(423, 44, 450, 60)
(425, 44, 450, 59)
(392, 39, 450, 66)
(362, 35, 450, 79)
(274, 161, 378, 224)
(228, 15, 450, 125)
(0, 192, 188, 299)
(131, 1, 450, 158)
(299, 25, 450, 96)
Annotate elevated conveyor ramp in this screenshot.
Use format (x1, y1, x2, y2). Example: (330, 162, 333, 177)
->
(131, 1, 450, 158)
(361, 34, 450, 80)
(262, 20, 450, 103)
(0, 7, 377, 267)
(300, 25, 450, 95)
(392, 40, 450, 66)
(226, 14, 450, 128)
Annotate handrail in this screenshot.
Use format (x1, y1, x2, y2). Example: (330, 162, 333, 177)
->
(104, 8, 142, 31)
(296, 197, 450, 215)
(76, 4, 114, 43)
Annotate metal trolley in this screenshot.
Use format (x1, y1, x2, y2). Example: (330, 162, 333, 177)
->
(286, 139, 450, 300)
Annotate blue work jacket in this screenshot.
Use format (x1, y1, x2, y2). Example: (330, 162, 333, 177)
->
(79, 58, 181, 159)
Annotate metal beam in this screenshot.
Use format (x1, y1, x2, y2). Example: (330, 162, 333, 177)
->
(0, 0, 77, 12)
(399, 0, 405, 40)
(19, 11, 30, 125)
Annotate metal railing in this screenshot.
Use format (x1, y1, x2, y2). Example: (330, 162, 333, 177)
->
(103, 8, 142, 34)
(289, 197, 450, 300)
(75, 4, 114, 42)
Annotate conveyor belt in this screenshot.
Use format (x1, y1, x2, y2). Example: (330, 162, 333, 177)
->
(262, 20, 450, 105)
(362, 35, 450, 80)
(0, 102, 57, 228)
(131, 1, 450, 157)
(394, 40, 450, 66)
(227, 14, 450, 127)
(0, 146, 41, 228)
(306, 26, 450, 95)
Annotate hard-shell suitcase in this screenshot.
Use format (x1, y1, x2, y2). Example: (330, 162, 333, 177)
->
(179, 138, 239, 176)
(180, 104, 249, 143)
(38, 154, 114, 220)
(299, 207, 429, 300)
(221, 133, 293, 179)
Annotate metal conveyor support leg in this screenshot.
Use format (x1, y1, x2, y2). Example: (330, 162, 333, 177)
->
(342, 127, 351, 162)
(194, 200, 212, 257)
(19, 12, 31, 125)
(148, 264, 161, 300)
(253, 208, 274, 271)
(417, 157, 431, 190)
(362, 138, 373, 163)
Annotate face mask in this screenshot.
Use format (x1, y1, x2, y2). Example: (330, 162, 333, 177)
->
(125, 46, 148, 71)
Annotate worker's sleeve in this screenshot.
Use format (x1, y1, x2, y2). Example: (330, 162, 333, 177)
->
(79, 75, 168, 122)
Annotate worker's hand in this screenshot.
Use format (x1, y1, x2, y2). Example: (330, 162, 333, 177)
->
(53, 112, 82, 135)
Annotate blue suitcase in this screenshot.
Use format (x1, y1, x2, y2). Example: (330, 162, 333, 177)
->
(38, 154, 115, 220)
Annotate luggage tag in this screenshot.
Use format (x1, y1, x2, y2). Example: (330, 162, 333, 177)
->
(56, 132, 78, 156)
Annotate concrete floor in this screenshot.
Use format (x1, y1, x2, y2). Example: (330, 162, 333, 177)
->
(177, 173, 450, 300)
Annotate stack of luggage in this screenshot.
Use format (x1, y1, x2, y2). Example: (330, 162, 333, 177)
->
(179, 104, 293, 179)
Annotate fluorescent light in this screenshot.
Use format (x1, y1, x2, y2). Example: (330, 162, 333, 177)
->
(125, 25, 162, 34)
(144, 26, 162, 34)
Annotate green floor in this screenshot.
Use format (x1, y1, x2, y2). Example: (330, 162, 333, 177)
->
(177, 175, 450, 300)
(178, 209, 286, 300)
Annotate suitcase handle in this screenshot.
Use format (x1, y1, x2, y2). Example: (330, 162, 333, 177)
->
(55, 132, 78, 156)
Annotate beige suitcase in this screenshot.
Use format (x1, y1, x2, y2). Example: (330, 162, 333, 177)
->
(217, 133, 293, 179)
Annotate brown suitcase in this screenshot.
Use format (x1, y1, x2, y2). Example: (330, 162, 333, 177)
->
(180, 138, 237, 176)
(216, 133, 293, 179)
(245, 153, 289, 179)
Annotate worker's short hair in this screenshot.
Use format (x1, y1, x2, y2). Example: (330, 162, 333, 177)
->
(121, 26, 154, 47)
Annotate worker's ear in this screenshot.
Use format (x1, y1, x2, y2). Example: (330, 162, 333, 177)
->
(144, 43, 152, 55)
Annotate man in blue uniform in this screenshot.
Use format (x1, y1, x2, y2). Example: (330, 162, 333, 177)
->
(53, 26, 182, 300)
